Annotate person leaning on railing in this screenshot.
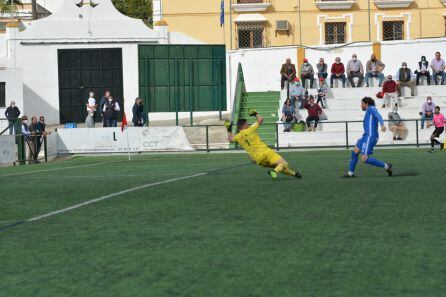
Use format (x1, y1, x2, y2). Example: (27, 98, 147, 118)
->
(35, 116, 50, 163)
(4, 100, 21, 135)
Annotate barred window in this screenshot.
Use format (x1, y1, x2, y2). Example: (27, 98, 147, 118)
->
(237, 23, 265, 49)
(0, 82, 5, 108)
(383, 21, 404, 41)
(325, 22, 346, 45)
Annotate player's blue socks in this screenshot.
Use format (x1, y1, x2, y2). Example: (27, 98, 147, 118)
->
(365, 157, 386, 168)
(349, 151, 359, 173)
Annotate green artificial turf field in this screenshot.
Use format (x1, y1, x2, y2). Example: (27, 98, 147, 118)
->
(0, 149, 445, 297)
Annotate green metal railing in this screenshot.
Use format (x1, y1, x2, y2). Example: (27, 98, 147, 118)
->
(192, 119, 434, 152)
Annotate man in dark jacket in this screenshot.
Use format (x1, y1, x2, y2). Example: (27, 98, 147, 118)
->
(280, 58, 297, 90)
(102, 95, 120, 127)
(132, 98, 143, 127)
(99, 90, 111, 127)
(35, 116, 50, 162)
(4, 101, 21, 134)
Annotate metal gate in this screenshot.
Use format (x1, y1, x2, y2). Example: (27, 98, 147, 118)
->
(138, 45, 226, 113)
(58, 48, 124, 124)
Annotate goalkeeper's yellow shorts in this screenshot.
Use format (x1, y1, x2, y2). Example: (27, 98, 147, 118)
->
(254, 149, 282, 167)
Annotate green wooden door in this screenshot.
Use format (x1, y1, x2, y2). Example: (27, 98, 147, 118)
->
(138, 45, 226, 112)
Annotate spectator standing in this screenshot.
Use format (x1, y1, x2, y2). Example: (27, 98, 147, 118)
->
(132, 98, 144, 127)
(420, 96, 436, 129)
(85, 91, 97, 128)
(316, 58, 328, 80)
(304, 96, 322, 132)
(388, 105, 408, 141)
(103, 95, 120, 127)
(289, 78, 305, 109)
(139, 99, 148, 126)
(317, 77, 328, 109)
(346, 54, 364, 87)
(280, 58, 296, 91)
(428, 106, 445, 152)
(415, 56, 431, 86)
(4, 101, 21, 135)
(381, 75, 398, 108)
(99, 90, 111, 127)
(396, 62, 415, 98)
(365, 53, 385, 87)
(20, 115, 33, 163)
(35, 116, 50, 162)
(300, 58, 315, 89)
(28, 116, 38, 164)
(431, 52, 446, 85)
(281, 98, 295, 132)
(330, 57, 346, 88)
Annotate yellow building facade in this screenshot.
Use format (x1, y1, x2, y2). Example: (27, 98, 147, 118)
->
(155, 0, 446, 49)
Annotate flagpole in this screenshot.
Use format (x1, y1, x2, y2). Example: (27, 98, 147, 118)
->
(125, 127, 131, 161)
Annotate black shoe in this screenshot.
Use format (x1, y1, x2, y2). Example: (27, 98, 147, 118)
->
(294, 170, 303, 179)
(330, 85, 334, 88)
(397, 137, 403, 141)
(382, 105, 386, 108)
(393, 137, 397, 140)
(342, 173, 356, 178)
(428, 148, 435, 153)
(366, 84, 370, 87)
(386, 163, 393, 177)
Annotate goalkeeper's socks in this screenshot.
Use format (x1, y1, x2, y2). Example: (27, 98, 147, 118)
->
(365, 157, 386, 168)
(282, 168, 296, 177)
(274, 163, 287, 174)
(349, 151, 359, 173)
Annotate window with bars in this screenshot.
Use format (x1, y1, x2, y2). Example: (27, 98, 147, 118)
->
(383, 21, 404, 41)
(237, 23, 265, 48)
(325, 22, 346, 45)
(0, 82, 5, 108)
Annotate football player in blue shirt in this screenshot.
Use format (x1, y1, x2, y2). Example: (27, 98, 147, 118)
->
(345, 97, 393, 177)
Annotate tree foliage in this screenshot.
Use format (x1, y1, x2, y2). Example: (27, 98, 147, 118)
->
(0, 0, 23, 14)
(112, 0, 152, 27)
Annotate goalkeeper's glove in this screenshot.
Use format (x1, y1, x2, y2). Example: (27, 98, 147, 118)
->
(248, 109, 258, 117)
(224, 120, 232, 133)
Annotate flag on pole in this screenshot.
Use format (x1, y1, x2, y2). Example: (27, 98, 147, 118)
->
(121, 112, 128, 133)
(220, 0, 224, 27)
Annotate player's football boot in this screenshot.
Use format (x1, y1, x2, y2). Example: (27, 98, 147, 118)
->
(428, 148, 435, 153)
(342, 173, 356, 178)
(295, 169, 303, 179)
(268, 170, 278, 179)
(386, 163, 393, 177)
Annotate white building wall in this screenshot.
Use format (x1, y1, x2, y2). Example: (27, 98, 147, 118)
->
(0, 68, 24, 118)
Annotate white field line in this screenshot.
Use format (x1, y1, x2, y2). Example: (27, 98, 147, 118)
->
(0, 160, 125, 178)
(26, 172, 207, 223)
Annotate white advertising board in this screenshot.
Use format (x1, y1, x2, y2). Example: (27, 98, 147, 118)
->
(56, 127, 193, 154)
(0, 135, 17, 164)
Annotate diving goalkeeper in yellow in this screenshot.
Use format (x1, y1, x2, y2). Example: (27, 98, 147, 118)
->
(226, 110, 302, 179)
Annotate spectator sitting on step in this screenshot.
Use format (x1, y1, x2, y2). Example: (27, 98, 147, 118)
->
(316, 58, 328, 80)
(103, 95, 120, 127)
(381, 75, 398, 108)
(396, 62, 415, 98)
(420, 96, 436, 129)
(289, 77, 305, 109)
(415, 56, 431, 86)
(280, 58, 297, 90)
(346, 54, 364, 88)
(365, 53, 385, 87)
(431, 52, 446, 85)
(300, 58, 315, 89)
(4, 100, 20, 135)
(281, 98, 295, 132)
(388, 104, 408, 141)
(304, 95, 322, 132)
(330, 57, 346, 88)
(317, 77, 328, 109)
